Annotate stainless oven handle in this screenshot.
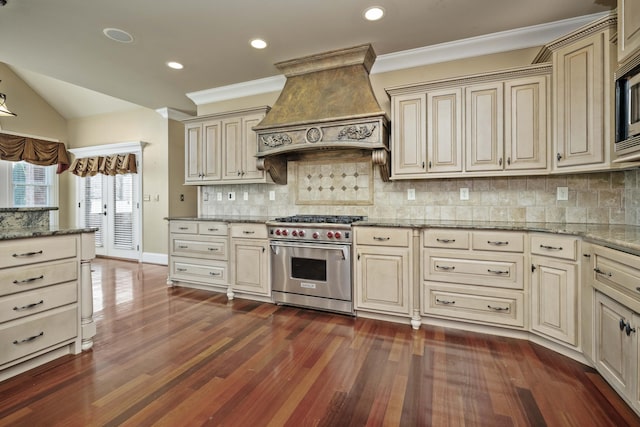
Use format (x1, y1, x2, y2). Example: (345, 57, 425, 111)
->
(269, 241, 350, 260)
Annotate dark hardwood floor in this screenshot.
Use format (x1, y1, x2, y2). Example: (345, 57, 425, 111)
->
(1, 258, 639, 426)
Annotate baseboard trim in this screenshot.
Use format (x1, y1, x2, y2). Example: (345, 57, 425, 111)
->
(142, 252, 168, 265)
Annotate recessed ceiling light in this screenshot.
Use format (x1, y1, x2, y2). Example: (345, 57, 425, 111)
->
(103, 28, 134, 43)
(363, 6, 385, 21)
(167, 61, 184, 70)
(250, 39, 268, 49)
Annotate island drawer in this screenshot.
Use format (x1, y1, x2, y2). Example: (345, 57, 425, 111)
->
(170, 221, 198, 234)
(0, 236, 77, 268)
(170, 235, 228, 260)
(0, 281, 77, 323)
(423, 282, 525, 328)
(0, 305, 77, 367)
(471, 231, 525, 253)
(170, 257, 228, 286)
(0, 259, 78, 297)
(199, 222, 228, 236)
(531, 234, 578, 260)
(355, 227, 410, 247)
(423, 229, 470, 249)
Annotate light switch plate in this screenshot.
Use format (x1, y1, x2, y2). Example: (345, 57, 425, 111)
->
(216, 192, 222, 201)
(243, 192, 249, 201)
(460, 188, 469, 201)
(407, 188, 415, 201)
(269, 191, 276, 201)
(557, 187, 569, 201)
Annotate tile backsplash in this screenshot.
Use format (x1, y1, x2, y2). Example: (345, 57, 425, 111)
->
(200, 162, 640, 225)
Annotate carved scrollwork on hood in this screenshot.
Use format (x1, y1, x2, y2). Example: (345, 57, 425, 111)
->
(261, 133, 293, 148)
(338, 124, 376, 141)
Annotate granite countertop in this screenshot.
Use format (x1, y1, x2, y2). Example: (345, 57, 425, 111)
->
(0, 207, 59, 212)
(0, 226, 98, 241)
(166, 215, 272, 223)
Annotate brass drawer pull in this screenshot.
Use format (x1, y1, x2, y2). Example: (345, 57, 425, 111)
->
(176, 267, 187, 272)
(13, 300, 44, 311)
(487, 305, 510, 312)
(435, 265, 455, 271)
(243, 231, 255, 235)
(436, 238, 455, 243)
(487, 269, 509, 275)
(207, 248, 219, 251)
(208, 228, 219, 232)
(12, 250, 43, 258)
(594, 268, 612, 277)
(487, 241, 509, 246)
(540, 244, 563, 250)
(13, 331, 44, 345)
(13, 275, 44, 284)
(209, 271, 221, 277)
(177, 245, 189, 249)
(436, 298, 455, 305)
(178, 226, 189, 230)
(373, 236, 390, 241)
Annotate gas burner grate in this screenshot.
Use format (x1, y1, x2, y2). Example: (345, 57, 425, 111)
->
(274, 215, 365, 224)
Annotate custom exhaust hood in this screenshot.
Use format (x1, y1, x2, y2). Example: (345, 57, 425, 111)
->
(253, 44, 390, 185)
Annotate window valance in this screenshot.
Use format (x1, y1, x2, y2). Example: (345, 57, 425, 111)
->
(69, 153, 137, 177)
(0, 133, 71, 174)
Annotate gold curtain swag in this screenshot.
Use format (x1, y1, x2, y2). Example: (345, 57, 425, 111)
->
(0, 133, 71, 174)
(69, 153, 137, 177)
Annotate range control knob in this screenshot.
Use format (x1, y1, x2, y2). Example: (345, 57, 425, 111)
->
(334, 231, 342, 239)
(292, 230, 298, 237)
(312, 232, 319, 239)
(327, 231, 334, 238)
(298, 230, 306, 237)
(275, 229, 282, 236)
(282, 229, 289, 236)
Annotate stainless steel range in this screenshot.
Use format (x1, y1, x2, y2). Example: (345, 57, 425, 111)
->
(268, 215, 365, 315)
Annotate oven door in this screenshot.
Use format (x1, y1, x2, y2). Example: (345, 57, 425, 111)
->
(270, 240, 351, 301)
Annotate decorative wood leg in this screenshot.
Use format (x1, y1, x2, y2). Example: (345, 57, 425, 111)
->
(411, 309, 421, 330)
(167, 276, 174, 286)
(80, 258, 96, 350)
(227, 285, 235, 300)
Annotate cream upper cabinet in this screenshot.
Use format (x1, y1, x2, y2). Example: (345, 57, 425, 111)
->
(183, 107, 270, 185)
(387, 64, 550, 179)
(391, 93, 427, 177)
(618, 0, 640, 64)
(534, 13, 616, 171)
(185, 120, 222, 183)
(505, 76, 548, 170)
(427, 88, 462, 173)
(465, 82, 503, 172)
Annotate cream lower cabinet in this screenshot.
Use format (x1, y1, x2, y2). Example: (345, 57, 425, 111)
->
(229, 223, 269, 297)
(530, 234, 579, 347)
(422, 229, 526, 329)
(168, 221, 229, 291)
(354, 227, 412, 317)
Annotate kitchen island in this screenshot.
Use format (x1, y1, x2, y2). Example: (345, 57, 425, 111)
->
(0, 207, 97, 381)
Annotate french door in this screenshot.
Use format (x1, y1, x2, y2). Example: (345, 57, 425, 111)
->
(79, 173, 141, 260)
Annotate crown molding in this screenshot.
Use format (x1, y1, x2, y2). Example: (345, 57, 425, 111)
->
(155, 107, 194, 121)
(186, 12, 610, 106)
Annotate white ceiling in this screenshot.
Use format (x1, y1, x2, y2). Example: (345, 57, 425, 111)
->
(0, 0, 615, 119)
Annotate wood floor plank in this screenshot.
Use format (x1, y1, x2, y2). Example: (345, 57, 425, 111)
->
(0, 258, 639, 426)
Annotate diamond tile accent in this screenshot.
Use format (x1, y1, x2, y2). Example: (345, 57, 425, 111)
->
(295, 158, 373, 205)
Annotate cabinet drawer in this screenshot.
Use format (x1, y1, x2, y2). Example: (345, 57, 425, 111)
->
(355, 227, 410, 247)
(0, 305, 77, 366)
(230, 223, 267, 239)
(424, 250, 524, 290)
(423, 282, 525, 328)
(0, 281, 77, 323)
(593, 247, 640, 300)
(471, 231, 524, 253)
(199, 223, 228, 236)
(530, 234, 578, 260)
(0, 259, 78, 297)
(0, 236, 77, 268)
(171, 257, 228, 286)
(170, 235, 228, 260)
(423, 229, 469, 249)
(169, 221, 198, 234)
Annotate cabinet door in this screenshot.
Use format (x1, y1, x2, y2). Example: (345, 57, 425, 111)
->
(232, 238, 269, 295)
(465, 82, 504, 171)
(184, 123, 202, 183)
(595, 292, 636, 398)
(427, 88, 462, 173)
(202, 121, 222, 181)
(531, 257, 577, 346)
(505, 76, 548, 170)
(391, 93, 427, 177)
(241, 113, 266, 181)
(554, 32, 606, 168)
(355, 246, 411, 315)
(618, 0, 640, 63)
(222, 117, 243, 180)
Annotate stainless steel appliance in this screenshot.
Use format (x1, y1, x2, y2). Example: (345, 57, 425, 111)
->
(268, 215, 365, 315)
(615, 54, 640, 162)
